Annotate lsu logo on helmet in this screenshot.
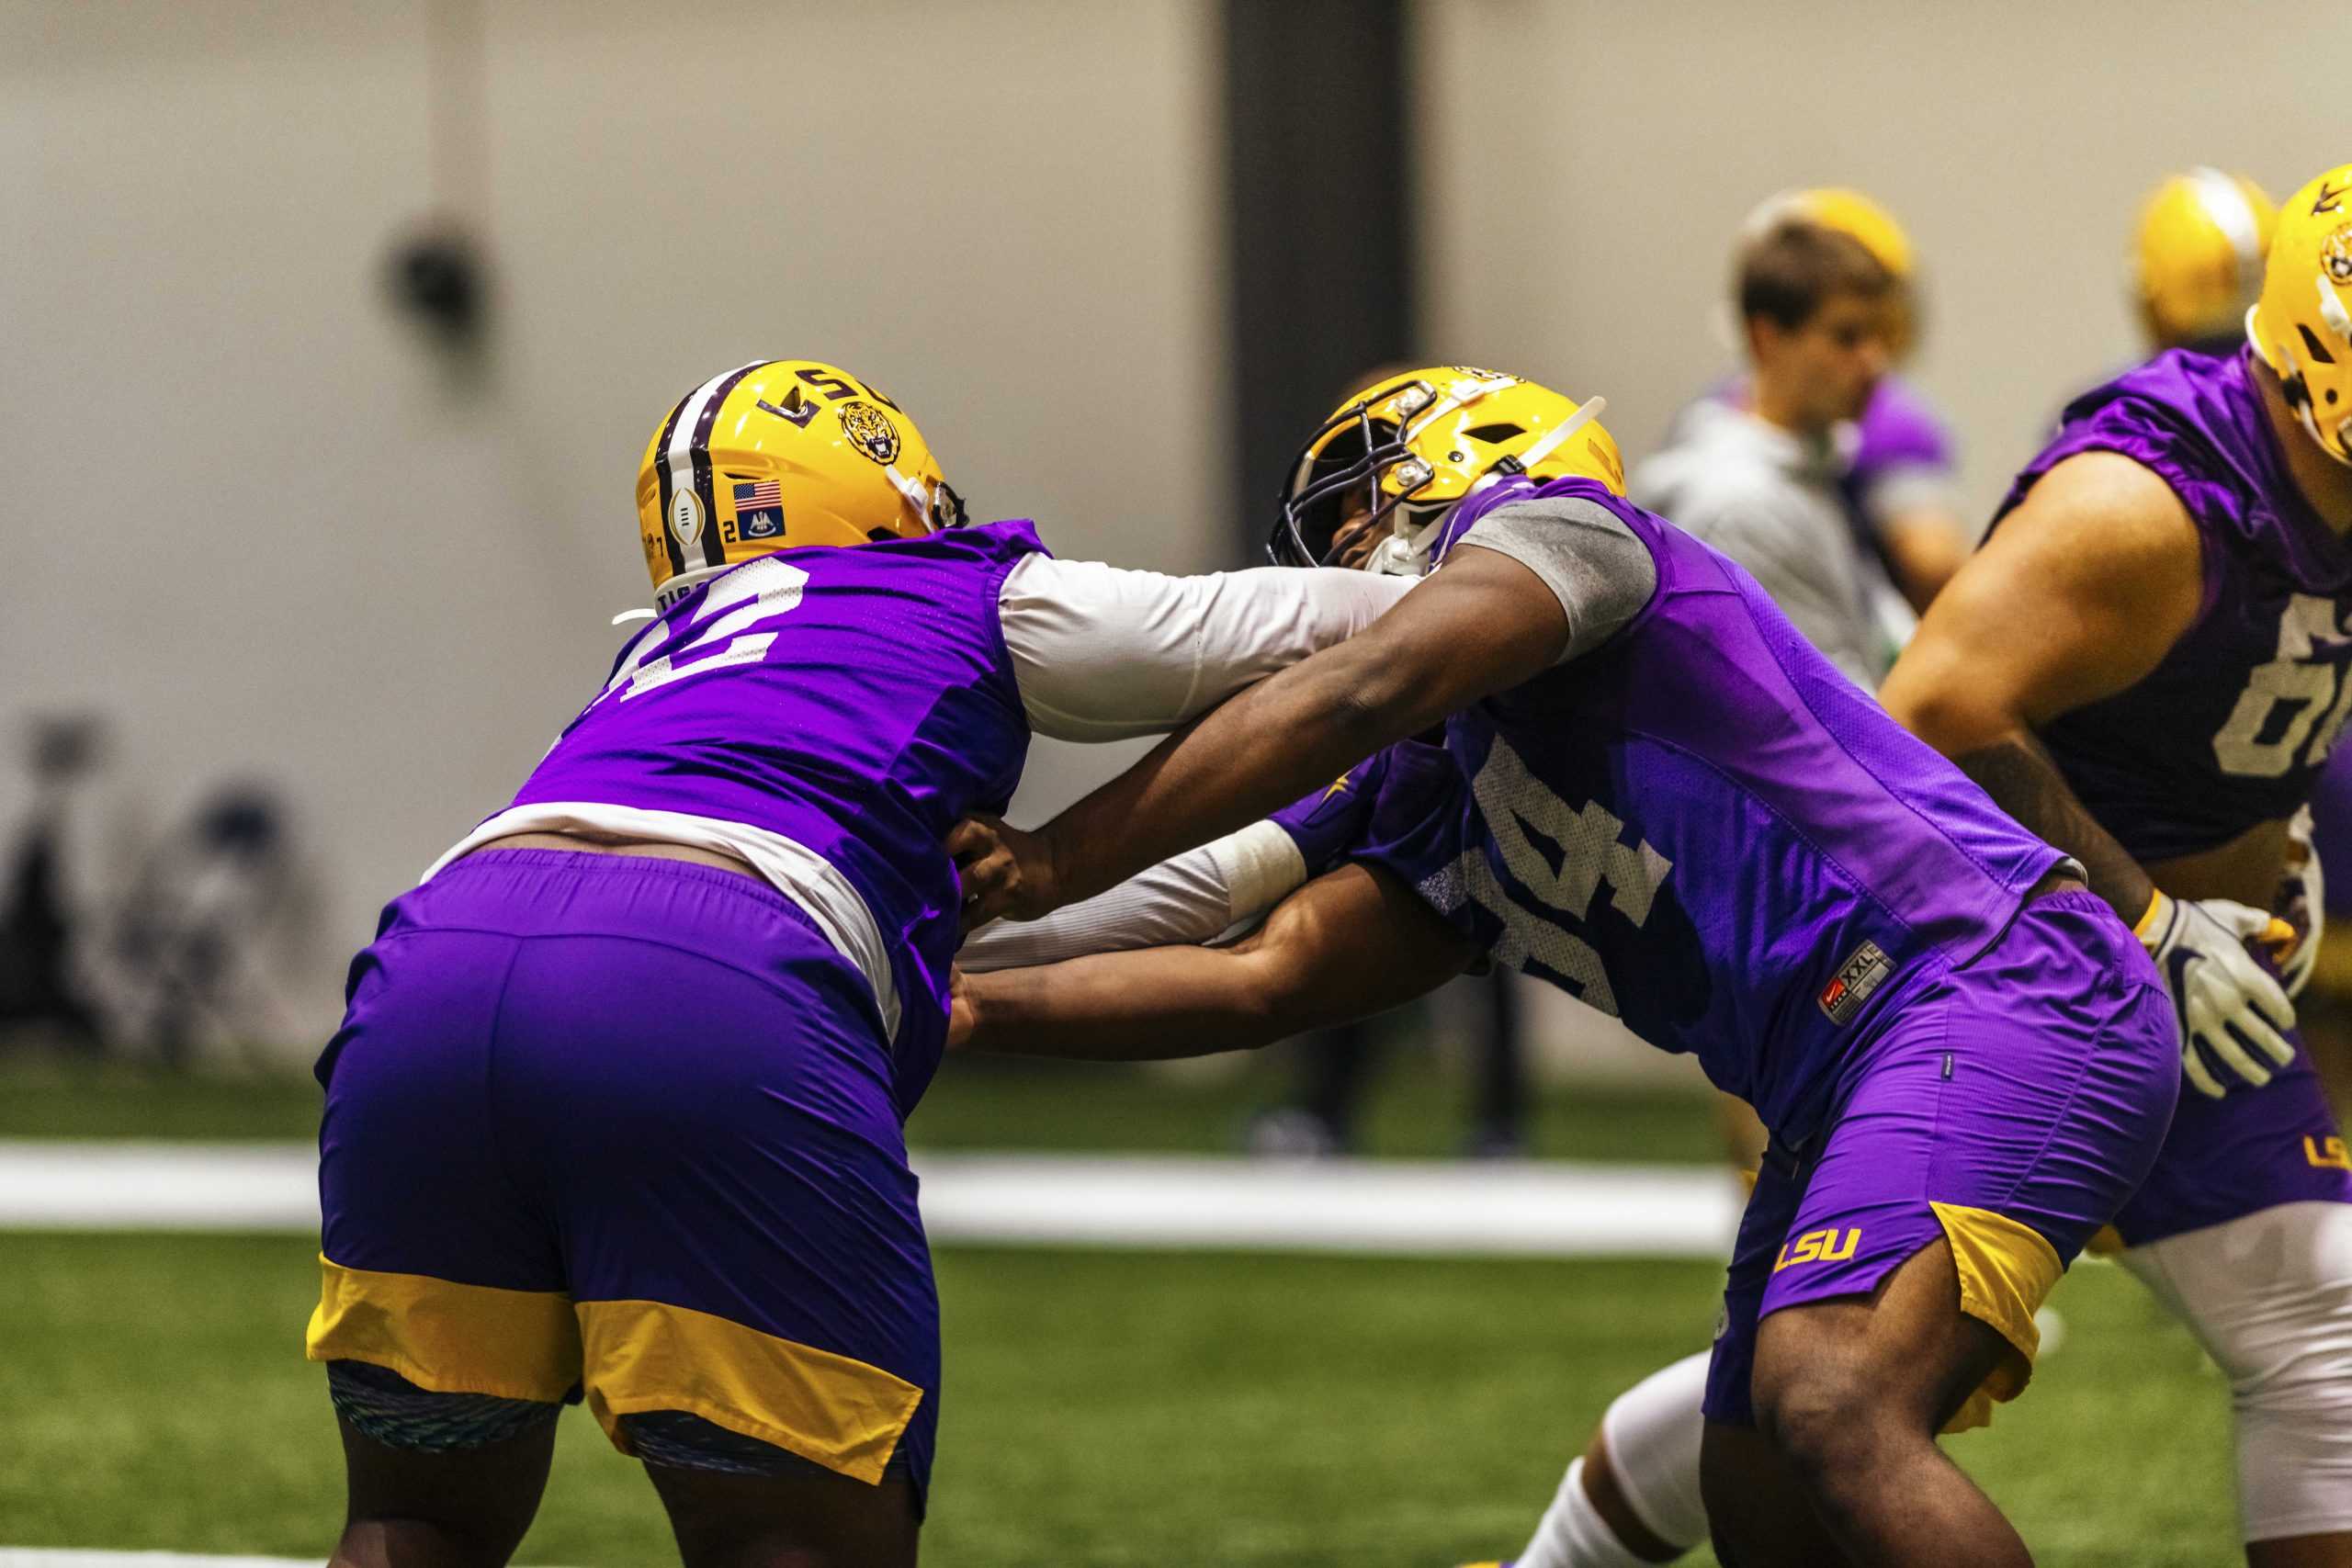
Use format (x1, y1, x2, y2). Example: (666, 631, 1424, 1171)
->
(1271, 367, 1622, 574)
(2249, 164, 2352, 468)
(2132, 167, 2276, 353)
(634, 360, 967, 610)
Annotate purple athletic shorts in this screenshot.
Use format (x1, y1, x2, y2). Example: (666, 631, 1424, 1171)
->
(1703, 890, 2177, 1431)
(2107, 1024, 2352, 1247)
(305, 850, 939, 1502)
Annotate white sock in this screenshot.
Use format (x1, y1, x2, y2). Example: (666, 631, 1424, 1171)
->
(1515, 1456, 1660, 1568)
(1596, 1350, 1712, 1550)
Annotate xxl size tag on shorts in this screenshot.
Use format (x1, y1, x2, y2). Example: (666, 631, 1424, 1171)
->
(1817, 940, 1894, 1026)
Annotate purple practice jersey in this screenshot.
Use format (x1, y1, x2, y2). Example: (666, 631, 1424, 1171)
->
(1267, 739, 1466, 892)
(1420, 478, 2064, 1136)
(1844, 375, 1956, 524)
(1994, 349, 2352, 862)
(507, 520, 1046, 1108)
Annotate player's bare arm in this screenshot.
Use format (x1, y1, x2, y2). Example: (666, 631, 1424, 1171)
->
(955, 861, 1478, 1059)
(959, 545, 1566, 924)
(1878, 449, 2205, 919)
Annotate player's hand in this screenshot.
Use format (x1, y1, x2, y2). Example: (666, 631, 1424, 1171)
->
(2275, 806, 2324, 999)
(945, 964, 977, 1050)
(2137, 890, 2300, 1098)
(947, 815, 1058, 931)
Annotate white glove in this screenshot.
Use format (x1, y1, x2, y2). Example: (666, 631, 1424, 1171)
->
(2277, 807, 2323, 999)
(2137, 890, 2300, 1099)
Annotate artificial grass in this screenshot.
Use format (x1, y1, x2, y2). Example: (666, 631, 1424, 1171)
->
(0, 1231, 2236, 1565)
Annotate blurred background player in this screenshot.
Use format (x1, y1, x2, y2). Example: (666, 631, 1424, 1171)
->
(2133, 168, 2278, 357)
(955, 366, 2178, 1568)
(1639, 202, 1902, 687)
(301, 359, 1409, 1568)
(1668, 189, 1969, 632)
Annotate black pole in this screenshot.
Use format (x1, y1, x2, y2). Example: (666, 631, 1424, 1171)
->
(1223, 0, 1418, 559)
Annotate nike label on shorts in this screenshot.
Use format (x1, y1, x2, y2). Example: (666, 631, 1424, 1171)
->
(1818, 940, 1894, 1026)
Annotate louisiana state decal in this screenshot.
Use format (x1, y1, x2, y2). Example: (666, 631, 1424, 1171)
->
(838, 400, 900, 466)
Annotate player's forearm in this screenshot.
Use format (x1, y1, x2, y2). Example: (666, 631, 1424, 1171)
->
(958, 946, 1304, 1060)
(1947, 730, 2155, 921)
(1030, 552, 1564, 910)
(1036, 647, 1421, 909)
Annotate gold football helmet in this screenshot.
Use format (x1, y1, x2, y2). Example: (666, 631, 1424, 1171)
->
(1271, 367, 1623, 573)
(635, 359, 965, 609)
(2133, 168, 2276, 352)
(2248, 165, 2352, 468)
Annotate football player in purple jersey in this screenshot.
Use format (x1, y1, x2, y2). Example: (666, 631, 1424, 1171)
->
(300, 359, 1412, 1567)
(1471, 164, 2309, 1568)
(1871, 165, 2352, 1567)
(953, 367, 2177, 1568)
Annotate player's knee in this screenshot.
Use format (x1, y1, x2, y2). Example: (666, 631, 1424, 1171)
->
(1748, 1359, 1886, 1478)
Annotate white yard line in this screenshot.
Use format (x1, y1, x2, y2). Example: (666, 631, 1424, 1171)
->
(0, 1141, 1742, 1258)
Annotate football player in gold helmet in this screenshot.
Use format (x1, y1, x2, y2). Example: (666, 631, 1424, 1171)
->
(2134, 168, 2278, 357)
(1875, 166, 2352, 1566)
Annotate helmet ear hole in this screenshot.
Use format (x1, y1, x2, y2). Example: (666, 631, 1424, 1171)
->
(1463, 423, 1524, 443)
(2299, 324, 2339, 366)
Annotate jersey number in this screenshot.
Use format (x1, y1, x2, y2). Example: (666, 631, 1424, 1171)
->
(2212, 594, 2352, 778)
(604, 557, 809, 703)
(1452, 739, 1673, 1016)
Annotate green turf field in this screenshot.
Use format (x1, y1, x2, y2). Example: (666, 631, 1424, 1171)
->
(0, 1048, 1728, 1164)
(0, 1231, 2235, 1566)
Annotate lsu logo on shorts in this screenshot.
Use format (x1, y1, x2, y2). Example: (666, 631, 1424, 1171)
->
(2308, 1134, 2352, 1171)
(1774, 1226, 1861, 1272)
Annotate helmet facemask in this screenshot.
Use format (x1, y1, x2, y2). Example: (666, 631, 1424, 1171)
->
(1272, 381, 1441, 570)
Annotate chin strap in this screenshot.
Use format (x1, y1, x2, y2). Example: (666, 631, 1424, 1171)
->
(1512, 394, 1609, 474)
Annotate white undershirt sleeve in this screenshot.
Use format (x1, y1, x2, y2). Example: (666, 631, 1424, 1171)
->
(998, 557, 1413, 741)
(957, 819, 1308, 970)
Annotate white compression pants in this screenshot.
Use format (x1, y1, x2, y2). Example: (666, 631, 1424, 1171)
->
(1516, 1351, 1712, 1568)
(2118, 1201, 2352, 1543)
(1521, 1202, 2352, 1564)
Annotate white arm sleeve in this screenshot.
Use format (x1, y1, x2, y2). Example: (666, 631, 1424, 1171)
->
(999, 557, 1413, 741)
(957, 818, 1308, 971)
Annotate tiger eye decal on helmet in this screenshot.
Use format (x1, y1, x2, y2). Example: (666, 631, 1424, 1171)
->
(2249, 164, 2352, 468)
(837, 401, 900, 466)
(2132, 168, 2276, 352)
(634, 360, 961, 609)
(1269, 367, 1622, 572)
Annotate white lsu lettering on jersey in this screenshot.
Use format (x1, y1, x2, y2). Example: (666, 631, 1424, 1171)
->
(2213, 593, 2352, 778)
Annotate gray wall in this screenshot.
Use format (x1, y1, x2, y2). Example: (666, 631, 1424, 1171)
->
(1419, 0, 2352, 525)
(13, 0, 2346, 1058)
(2, 0, 1225, 1041)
